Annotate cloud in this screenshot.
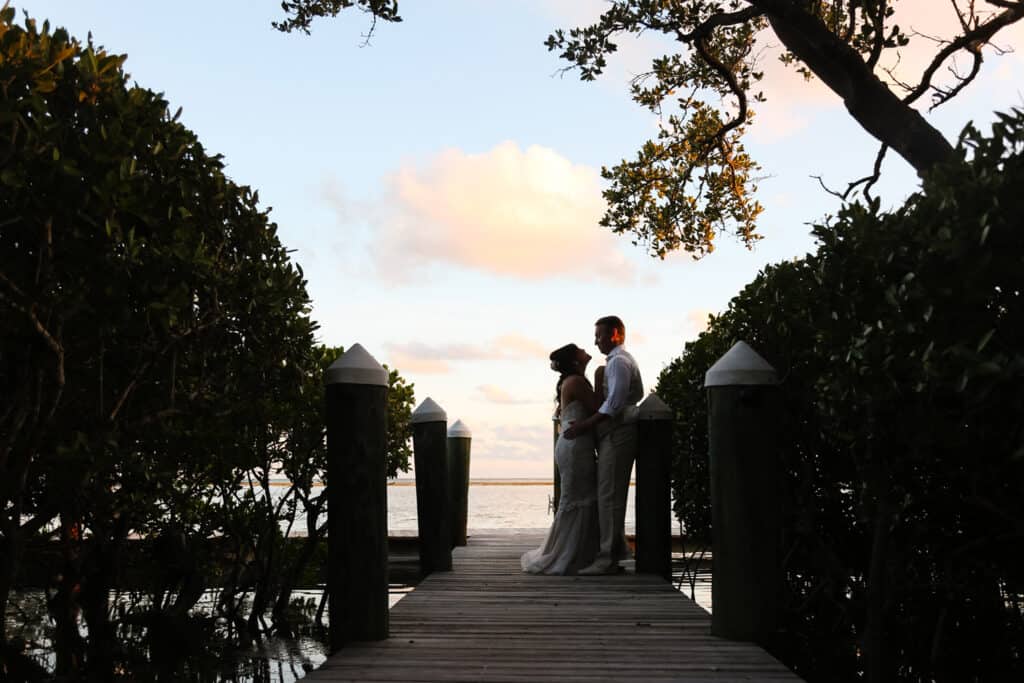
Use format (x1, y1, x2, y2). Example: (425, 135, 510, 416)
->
(627, 330, 648, 346)
(539, 0, 1024, 144)
(386, 341, 505, 362)
(366, 141, 636, 282)
(491, 424, 552, 443)
(686, 308, 713, 334)
(750, 0, 1024, 140)
(879, 1, 1024, 84)
(477, 385, 541, 405)
(493, 333, 549, 359)
(486, 424, 553, 457)
(385, 351, 451, 375)
(384, 333, 549, 372)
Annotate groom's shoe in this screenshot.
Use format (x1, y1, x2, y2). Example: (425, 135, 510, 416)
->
(578, 561, 618, 576)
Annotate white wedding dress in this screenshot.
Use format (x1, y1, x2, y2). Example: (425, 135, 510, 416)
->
(521, 400, 600, 575)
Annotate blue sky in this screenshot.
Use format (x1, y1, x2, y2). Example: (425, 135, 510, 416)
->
(18, 1, 1024, 477)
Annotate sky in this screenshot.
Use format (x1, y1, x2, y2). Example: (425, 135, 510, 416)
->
(16, 1, 1024, 478)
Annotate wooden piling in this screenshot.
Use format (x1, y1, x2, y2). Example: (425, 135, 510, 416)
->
(636, 393, 674, 581)
(705, 341, 780, 643)
(412, 397, 452, 574)
(324, 343, 389, 649)
(447, 419, 472, 547)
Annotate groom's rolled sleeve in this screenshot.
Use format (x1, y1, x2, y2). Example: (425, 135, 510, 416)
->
(598, 356, 629, 418)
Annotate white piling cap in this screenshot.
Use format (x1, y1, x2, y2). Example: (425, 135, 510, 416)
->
(411, 397, 447, 424)
(704, 341, 778, 387)
(638, 393, 673, 420)
(448, 419, 472, 438)
(325, 343, 388, 386)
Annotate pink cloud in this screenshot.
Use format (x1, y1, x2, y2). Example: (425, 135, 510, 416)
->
(384, 333, 549, 371)
(686, 308, 713, 334)
(477, 385, 541, 405)
(493, 333, 549, 359)
(751, 0, 1024, 140)
(542, 1, 1024, 144)
(385, 351, 450, 375)
(369, 142, 636, 282)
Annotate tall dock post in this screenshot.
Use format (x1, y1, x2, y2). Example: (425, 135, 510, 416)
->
(324, 343, 389, 649)
(447, 419, 472, 547)
(412, 397, 452, 574)
(704, 341, 780, 643)
(636, 393, 674, 580)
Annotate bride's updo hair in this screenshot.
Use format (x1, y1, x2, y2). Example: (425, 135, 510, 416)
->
(549, 343, 585, 411)
(549, 343, 582, 376)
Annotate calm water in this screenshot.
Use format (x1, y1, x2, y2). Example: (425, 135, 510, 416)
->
(8, 483, 705, 682)
(387, 479, 642, 533)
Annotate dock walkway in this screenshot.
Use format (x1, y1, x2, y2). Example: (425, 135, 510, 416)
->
(306, 530, 801, 682)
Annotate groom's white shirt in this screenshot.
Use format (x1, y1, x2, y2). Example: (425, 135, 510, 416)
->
(598, 345, 643, 421)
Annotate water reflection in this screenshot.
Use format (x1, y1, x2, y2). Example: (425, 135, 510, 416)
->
(6, 483, 683, 680)
(4, 586, 422, 682)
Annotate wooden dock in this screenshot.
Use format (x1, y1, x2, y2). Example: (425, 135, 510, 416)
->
(306, 530, 801, 682)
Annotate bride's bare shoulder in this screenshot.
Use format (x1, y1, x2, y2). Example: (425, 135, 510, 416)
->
(562, 375, 592, 392)
(561, 374, 596, 408)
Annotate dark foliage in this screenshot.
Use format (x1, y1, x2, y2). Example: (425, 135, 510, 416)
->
(657, 109, 1024, 681)
(0, 11, 414, 678)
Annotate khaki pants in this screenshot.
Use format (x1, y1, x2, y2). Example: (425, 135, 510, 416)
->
(594, 421, 638, 568)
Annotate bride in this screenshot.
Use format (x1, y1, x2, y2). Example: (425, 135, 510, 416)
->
(521, 343, 601, 575)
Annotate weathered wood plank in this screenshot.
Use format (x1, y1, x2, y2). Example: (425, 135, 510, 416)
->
(305, 530, 801, 682)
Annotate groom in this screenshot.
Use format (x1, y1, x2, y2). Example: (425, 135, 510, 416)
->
(564, 315, 643, 575)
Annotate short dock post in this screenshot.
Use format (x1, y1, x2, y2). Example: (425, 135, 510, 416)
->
(324, 343, 389, 649)
(412, 397, 452, 573)
(704, 341, 780, 643)
(447, 419, 472, 547)
(636, 393, 674, 580)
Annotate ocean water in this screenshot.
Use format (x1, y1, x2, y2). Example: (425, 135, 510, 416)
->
(8, 482, 704, 682)
(387, 480, 645, 533)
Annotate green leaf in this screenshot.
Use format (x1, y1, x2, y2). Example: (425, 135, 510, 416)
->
(977, 328, 996, 352)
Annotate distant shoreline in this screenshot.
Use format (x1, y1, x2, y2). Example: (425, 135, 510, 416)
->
(389, 479, 552, 486)
(259, 479, 556, 487)
(258, 479, 637, 487)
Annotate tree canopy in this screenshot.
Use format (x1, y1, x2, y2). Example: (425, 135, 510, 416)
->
(655, 108, 1024, 681)
(0, 9, 414, 676)
(274, 0, 1024, 257)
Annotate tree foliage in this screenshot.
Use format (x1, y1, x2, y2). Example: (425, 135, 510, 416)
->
(273, 0, 401, 35)
(0, 10, 413, 677)
(276, 0, 1024, 257)
(656, 109, 1024, 682)
(546, 0, 1024, 257)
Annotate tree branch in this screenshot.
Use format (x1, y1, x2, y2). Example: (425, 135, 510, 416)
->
(931, 51, 984, 109)
(812, 143, 889, 202)
(866, 0, 890, 69)
(676, 6, 764, 42)
(693, 36, 749, 138)
(750, 0, 955, 174)
(902, 2, 1024, 108)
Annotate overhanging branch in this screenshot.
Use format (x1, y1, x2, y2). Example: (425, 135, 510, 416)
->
(903, 1, 1024, 108)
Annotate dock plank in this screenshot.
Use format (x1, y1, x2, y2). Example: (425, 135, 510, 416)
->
(305, 530, 801, 682)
